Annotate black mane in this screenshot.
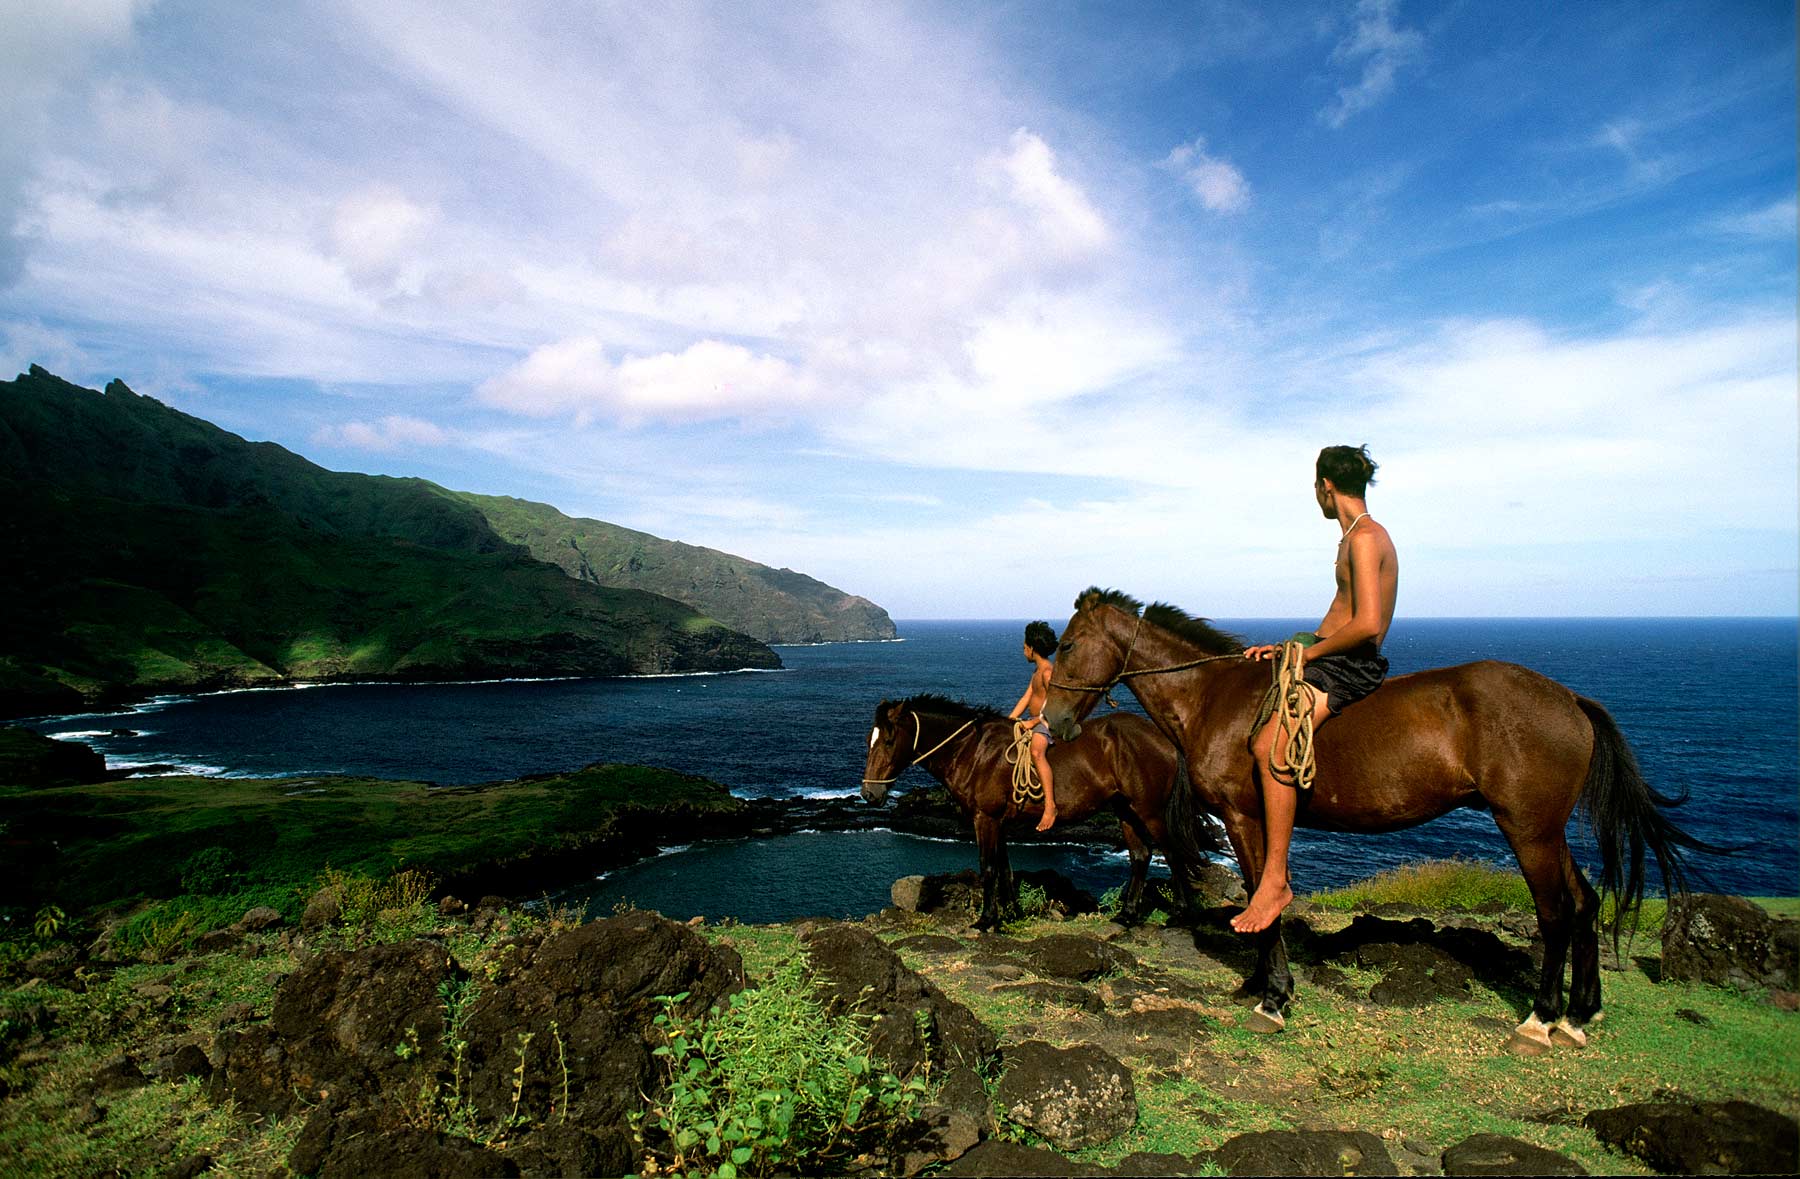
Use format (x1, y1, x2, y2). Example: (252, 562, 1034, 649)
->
(891, 692, 1007, 723)
(1075, 585, 1244, 656)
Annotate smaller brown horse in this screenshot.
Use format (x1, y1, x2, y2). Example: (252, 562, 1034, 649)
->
(861, 694, 1214, 931)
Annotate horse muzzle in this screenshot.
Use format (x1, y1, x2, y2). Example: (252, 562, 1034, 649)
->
(1045, 706, 1082, 742)
(860, 781, 889, 805)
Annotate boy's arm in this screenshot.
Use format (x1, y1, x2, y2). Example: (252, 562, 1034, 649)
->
(1008, 684, 1033, 720)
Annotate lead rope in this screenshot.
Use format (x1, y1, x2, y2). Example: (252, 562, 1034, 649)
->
(861, 711, 976, 786)
(1251, 639, 1317, 792)
(1005, 722, 1044, 806)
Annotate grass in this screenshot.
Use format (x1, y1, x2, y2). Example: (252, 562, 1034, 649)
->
(1311, 858, 1536, 913)
(0, 763, 744, 946)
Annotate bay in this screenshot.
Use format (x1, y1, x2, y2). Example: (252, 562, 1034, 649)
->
(30, 617, 1799, 914)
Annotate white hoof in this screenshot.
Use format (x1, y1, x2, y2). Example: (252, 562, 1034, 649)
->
(1550, 1017, 1588, 1048)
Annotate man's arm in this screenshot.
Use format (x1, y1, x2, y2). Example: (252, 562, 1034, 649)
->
(1306, 530, 1384, 661)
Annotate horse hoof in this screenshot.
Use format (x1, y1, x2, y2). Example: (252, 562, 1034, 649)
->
(1550, 1024, 1588, 1049)
(1247, 1009, 1285, 1034)
(1229, 984, 1262, 1007)
(1503, 1033, 1552, 1057)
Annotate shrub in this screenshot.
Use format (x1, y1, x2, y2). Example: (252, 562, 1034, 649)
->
(313, 866, 438, 946)
(179, 846, 239, 895)
(638, 953, 928, 1178)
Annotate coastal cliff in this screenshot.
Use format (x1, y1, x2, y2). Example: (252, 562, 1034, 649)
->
(450, 490, 897, 644)
(0, 367, 795, 718)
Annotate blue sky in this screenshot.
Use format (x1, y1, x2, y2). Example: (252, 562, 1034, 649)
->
(2, 1, 1793, 619)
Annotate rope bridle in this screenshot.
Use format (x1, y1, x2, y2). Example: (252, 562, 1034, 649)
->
(1047, 612, 1241, 708)
(861, 709, 977, 786)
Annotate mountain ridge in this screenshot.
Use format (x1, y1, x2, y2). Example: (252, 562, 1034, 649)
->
(0, 366, 847, 717)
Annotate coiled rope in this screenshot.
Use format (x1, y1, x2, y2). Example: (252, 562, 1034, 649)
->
(1250, 638, 1317, 792)
(1006, 721, 1045, 806)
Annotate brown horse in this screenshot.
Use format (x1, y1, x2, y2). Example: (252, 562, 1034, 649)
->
(1042, 588, 1718, 1053)
(861, 694, 1214, 931)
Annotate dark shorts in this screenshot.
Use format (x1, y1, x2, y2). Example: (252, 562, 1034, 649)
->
(1030, 720, 1055, 747)
(1303, 645, 1389, 714)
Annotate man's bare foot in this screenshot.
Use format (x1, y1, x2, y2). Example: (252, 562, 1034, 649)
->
(1035, 808, 1056, 832)
(1230, 881, 1293, 933)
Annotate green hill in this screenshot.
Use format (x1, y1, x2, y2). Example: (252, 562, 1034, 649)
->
(0, 366, 781, 718)
(453, 491, 897, 644)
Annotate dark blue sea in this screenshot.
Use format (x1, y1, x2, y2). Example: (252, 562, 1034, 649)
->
(29, 618, 1798, 921)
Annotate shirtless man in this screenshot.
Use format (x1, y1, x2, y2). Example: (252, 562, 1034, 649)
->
(1008, 620, 1060, 831)
(1231, 445, 1399, 934)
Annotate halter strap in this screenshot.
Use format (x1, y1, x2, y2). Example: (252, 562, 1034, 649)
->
(1049, 612, 1240, 703)
(861, 710, 977, 785)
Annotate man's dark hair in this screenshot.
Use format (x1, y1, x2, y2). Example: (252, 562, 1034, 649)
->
(1025, 620, 1057, 658)
(1317, 445, 1378, 497)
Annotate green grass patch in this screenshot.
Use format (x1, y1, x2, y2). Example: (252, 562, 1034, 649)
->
(1310, 858, 1536, 912)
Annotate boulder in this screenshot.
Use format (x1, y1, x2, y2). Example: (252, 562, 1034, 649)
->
(1585, 1099, 1798, 1175)
(893, 875, 931, 912)
(89, 1053, 149, 1093)
(801, 924, 997, 1075)
(1661, 894, 1798, 995)
(939, 1138, 1102, 1176)
(236, 906, 283, 933)
(1441, 1133, 1587, 1176)
(289, 1108, 518, 1178)
(1024, 935, 1137, 982)
(211, 940, 459, 1120)
(888, 1105, 984, 1177)
(23, 943, 78, 982)
(299, 884, 343, 931)
(994, 1040, 1136, 1151)
(1211, 1130, 1398, 1176)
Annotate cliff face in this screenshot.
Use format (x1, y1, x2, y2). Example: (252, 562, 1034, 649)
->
(452, 491, 897, 644)
(0, 367, 779, 717)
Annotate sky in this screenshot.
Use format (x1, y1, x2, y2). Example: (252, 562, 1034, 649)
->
(1, 1, 1794, 620)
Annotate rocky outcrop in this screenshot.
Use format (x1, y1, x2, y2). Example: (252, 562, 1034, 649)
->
(993, 1040, 1137, 1150)
(208, 912, 744, 1177)
(1441, 1133, 1587, 1175)
(0, 726, 105, 787)
(1585, 1099, 1798, 1176)
(800, 923, 997, 1075)
(1210, 1129, 1398, 1176)
(1661, 894, 1798, 997)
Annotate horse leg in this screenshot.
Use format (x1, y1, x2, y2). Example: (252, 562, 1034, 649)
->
(1116, 818, 1151, 927)
(1498, 827, 1574, 1056)
(1213, 807, 1293, 1031)
(972, 812, 1005, 933)
(1557, 844, 1604, 1045)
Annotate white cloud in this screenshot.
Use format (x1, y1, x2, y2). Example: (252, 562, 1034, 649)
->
(324, 187, 438, 294)
(1319, 0, 1424, 129)
(995, 129, 1111, 256)
(1162, 138, 1251, 213)
(478, 337, 810, 425)
(314, 414, 449, 451)
(1709, 197, 1796, 238)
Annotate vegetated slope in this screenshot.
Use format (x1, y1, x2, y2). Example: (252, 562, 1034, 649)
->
(452, 491, 897, 644)
(0, 366, 777, 718)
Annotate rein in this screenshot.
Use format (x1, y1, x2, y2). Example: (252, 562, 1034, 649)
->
(1048, 614, 1241, 707)
(861, 711, 976, 785)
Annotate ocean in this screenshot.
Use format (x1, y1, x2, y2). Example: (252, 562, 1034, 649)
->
(29, 618, 1798, 922)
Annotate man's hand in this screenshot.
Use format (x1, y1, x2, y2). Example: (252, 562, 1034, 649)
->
(1243, 644, 1279, 661)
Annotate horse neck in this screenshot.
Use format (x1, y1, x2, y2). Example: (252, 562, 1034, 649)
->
(913, 713, 995, 801)
(1118, 619, 1238, 735)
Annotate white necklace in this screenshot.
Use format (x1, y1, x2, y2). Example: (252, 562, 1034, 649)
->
(1340, 512, 1368, 540)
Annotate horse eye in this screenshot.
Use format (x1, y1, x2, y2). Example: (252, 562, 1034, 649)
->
(869, 725, 881, 749)
(1058, 639, 1073, 653)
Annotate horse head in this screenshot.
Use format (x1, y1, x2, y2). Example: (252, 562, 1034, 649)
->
(861, 699, 911, 804)
(1043, 587, 1142, 743)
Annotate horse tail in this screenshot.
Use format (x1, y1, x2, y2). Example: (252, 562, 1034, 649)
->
(1577, 695, 1729, 940)
(1160, 756, 1217, 894)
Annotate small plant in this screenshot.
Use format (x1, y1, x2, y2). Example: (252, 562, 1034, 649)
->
(638, 954, 929, 1177)
(179, 846, 239, 895)
(1015, 882, 1050, 919)
(32, 904, 66, 940)
(1098, 886, 1123, 918)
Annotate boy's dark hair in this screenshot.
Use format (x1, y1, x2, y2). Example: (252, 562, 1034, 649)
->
(1317, 444, 1378, 497)
(1024, 620, 1057, 658)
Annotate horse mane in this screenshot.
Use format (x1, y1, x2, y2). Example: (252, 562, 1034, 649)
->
(893, 693, 1007, 723)
(1075, 585, 1244, 656)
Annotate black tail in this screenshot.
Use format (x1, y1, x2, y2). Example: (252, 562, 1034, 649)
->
(1577, 696, 1731, 938)
(1160, 758, 1223, 893)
